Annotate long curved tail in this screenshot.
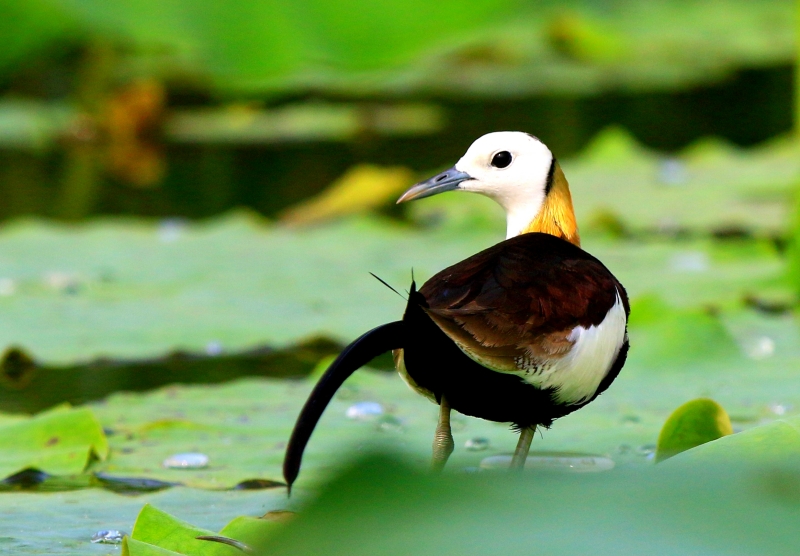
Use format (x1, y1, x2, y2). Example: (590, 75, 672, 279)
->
(283, 321, 406, 491)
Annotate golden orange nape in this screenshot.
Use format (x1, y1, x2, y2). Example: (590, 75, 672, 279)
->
(521, 161, 580, 246)
(397, 131, 579, 245)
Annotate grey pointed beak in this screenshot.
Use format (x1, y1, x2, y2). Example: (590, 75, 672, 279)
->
(397, 167, 473, 204)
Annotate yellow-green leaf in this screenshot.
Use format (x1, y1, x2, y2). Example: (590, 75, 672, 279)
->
(0, 405, 108, 477)
(130, 504, 237, 556)
(655, 398, 733, 463)
(219, 515, 282, 548)
(123, 537, 185, 556)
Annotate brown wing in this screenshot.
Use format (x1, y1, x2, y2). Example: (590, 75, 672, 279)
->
(418, 233, 628, 373)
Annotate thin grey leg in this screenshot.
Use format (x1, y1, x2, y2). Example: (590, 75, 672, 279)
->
(510, 425, 536, 470)
(431, 396, 454, 472)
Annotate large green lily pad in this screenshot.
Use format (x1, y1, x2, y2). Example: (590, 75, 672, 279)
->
(0, 212, 787, 366)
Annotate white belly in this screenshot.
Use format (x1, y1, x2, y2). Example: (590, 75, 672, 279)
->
(521, 291, 627, 405)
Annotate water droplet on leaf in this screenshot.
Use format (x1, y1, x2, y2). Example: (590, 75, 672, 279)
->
(658, 158, 687, 186)
(346, 401, 383, 420)
(636, 444, 656, 460)
(670, 252, 708, 273)
(465, 437, 490, 451)
(768, 403, 789, 416)
(743, 336, 775, 360)
(44, 271, 81, 294)
(205, 341, 223, 356)
(162, 452, 209, 469)
(158, 218, 186, 242)
(91, 530, 125, 544)
(0, 278, 15, 296)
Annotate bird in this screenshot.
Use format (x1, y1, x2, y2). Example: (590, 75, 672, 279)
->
(283, 131, 629, 489)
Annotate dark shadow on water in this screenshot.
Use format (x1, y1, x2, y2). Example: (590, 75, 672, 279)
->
(0, 468, 286, 494)
(0, 339, 395, 414)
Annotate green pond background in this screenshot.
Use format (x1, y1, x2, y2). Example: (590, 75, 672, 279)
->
(1, 1, 800, 554)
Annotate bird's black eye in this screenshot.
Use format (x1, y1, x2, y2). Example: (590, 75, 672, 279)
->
(491, 151, 512, 168)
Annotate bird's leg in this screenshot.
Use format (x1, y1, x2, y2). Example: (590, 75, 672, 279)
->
(510, 425, 536, 470)
(431, 396, 454, 472)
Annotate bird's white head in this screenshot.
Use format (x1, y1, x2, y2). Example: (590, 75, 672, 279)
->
(398, 131, 579, 245)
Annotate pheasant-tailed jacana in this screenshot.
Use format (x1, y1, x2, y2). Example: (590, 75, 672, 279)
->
(283, 132, 629, 488)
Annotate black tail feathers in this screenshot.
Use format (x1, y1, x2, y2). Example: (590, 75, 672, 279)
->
(283, 321, 406, 491)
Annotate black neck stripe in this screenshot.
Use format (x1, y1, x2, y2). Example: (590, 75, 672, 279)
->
(544, 156, 556, 196)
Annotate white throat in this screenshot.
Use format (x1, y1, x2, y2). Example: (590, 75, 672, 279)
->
(505, 202, 542, 239)
(476, 188, 546, 239)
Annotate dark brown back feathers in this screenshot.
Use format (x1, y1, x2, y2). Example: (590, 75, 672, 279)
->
(419, 232, 628, 373)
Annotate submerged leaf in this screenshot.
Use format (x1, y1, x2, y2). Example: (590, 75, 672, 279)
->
(655, 398, 733, 462)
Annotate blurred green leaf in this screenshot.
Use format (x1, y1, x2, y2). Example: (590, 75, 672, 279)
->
(655, 398, 733, 462)
(627, 295, 740, 367)
(0, 0, 77, 73)
(545, 11, 628, 64)
(786, 185, 800, 298)
(574, 125, 655, 166)
(0, 405, 107, 478)
(57, 0, 513, 90)
(567, 129, 800, 235)
(0, 0, 795, 95)
(255, 453, 800, 556)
